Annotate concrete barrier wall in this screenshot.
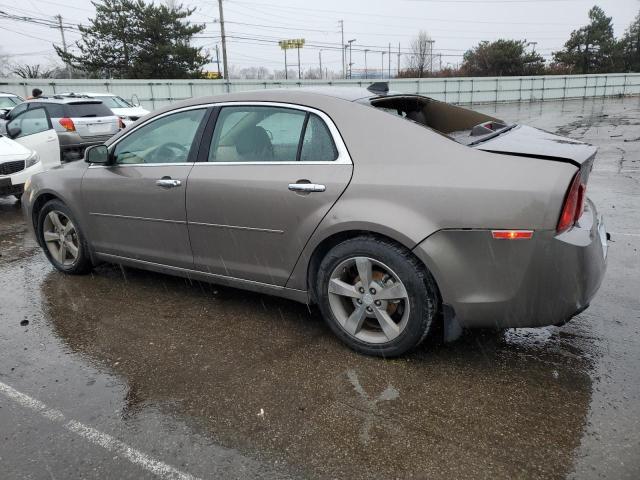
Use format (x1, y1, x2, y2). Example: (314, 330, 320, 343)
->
(1, 73, 639, 110)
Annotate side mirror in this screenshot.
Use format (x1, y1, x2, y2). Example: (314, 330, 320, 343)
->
(85, 144, 110, 164)
(0, 109, 9, 120)
(7, 124, 21, 139)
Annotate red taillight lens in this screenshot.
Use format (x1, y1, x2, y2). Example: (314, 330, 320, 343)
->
(557, 172, 586, 234)
(58, 117, 75, 132)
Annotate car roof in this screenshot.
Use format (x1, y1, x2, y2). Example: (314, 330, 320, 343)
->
(59, 92, 116, 97)
(26, 96, 103, 104)
(0, 92, 21, 97)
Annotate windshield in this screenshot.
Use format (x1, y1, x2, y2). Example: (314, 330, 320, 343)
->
(0, 96, 23, 109)
(93, 95, 133, 108)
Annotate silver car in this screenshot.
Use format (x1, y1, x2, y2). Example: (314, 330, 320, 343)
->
(5, 96, 121, 161)
(22, 86, 608, 357)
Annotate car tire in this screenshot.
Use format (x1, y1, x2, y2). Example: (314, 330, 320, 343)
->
(315, 236, 439, 357)
(37, 199, 92, 275)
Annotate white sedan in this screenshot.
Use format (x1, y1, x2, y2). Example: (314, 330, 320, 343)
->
(0, 106, 61, 200)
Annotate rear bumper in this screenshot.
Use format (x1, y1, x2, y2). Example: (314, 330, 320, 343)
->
(413, 198, 607, 329)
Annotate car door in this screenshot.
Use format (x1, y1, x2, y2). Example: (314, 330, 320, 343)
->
(186, 103, 353, 286)
(82, 106, 209, 268)
(6, 107, 60, 167)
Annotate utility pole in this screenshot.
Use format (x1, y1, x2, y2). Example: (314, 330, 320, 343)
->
(388, 43, 391, 79)
(55, 14, 70, 79)
(427, 39, 435, 75)
(215, 44, 221, 78)
(527, 41, 538, 53)
(381, 51, 386, 79)
(217, 0, 229, 80)
(364, 49, 369, 79)
(319, 50, 322, 79)
(339, 20, 345, 79)
(347, 39, 356, 79)
(397, 42, 401, 76)
(297, 44, 301, 79)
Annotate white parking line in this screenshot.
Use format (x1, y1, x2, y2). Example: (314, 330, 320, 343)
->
(609, 232, 640, 237)
(0, 381, 201, 480)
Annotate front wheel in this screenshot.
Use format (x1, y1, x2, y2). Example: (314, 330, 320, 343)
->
(315, 236, 439, 357)
(37, 199, 93, 274)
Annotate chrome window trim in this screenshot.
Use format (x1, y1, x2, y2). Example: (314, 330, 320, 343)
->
(89, 101, 352, 168)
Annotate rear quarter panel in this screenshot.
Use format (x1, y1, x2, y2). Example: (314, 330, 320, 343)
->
(284, 97, 576, 291)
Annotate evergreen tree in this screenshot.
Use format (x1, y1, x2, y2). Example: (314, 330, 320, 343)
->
(461, 40, 545, 76)
(553, 6, 621, 74)
(56, 0, 208, 79)
(620, 11, 640, 72)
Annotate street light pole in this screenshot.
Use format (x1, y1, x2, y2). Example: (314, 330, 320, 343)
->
(284, 48, 288, 79)
(319, 49, 323, 79)
(381, 51, 386, 79)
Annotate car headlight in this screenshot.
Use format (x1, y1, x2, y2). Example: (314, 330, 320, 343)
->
(25, 151, 40, 168)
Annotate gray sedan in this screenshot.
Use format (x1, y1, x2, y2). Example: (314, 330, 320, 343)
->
(22, 86, 607, 357)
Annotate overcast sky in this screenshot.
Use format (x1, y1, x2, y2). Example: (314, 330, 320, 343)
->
(1, 0, 638, 75)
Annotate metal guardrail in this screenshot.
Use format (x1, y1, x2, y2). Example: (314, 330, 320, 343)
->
(1, 73, 638, 110)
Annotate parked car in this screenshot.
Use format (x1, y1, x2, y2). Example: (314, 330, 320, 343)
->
(21, 86, 608, 357)
(0, 91, 24, 111)
(1, 107, 61, 199)
(0, 92, 25, 134)
(3, 96, 121, 162)
(59, 92, 150, 126)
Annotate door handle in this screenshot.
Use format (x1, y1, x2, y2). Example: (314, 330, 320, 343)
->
(156, 178, 182, 188)
(288, 183, 326, 193)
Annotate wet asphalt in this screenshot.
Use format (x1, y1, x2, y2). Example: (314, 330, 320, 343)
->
(0, 97, 639, 480)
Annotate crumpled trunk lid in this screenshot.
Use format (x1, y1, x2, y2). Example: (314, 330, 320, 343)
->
(473, 125, 597, 167)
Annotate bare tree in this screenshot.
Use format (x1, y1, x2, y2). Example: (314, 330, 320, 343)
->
(407, 30, 432, 78)
(12, 64, 56, 79)
(0, 49, 10, 77)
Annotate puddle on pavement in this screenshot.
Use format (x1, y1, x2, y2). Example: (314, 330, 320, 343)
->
(39, 263, 597, 479)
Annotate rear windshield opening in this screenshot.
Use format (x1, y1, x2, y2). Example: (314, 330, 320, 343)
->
(370, 96, 512, 146)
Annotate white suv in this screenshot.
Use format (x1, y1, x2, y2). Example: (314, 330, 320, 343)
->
(60, 92, 150, 126)
(0, 107, 61, 199)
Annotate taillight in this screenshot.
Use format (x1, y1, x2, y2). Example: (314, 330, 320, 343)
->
(58, 117, 75, 132)
(557, 172, 586, 233)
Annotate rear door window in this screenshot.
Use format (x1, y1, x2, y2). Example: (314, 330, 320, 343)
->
(299, 114, 338, 162)
(67, 102, 114, 118)
(208, 106, 306, 162)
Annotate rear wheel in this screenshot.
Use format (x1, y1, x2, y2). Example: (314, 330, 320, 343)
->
(316, 236, 438, 357)
(38, 200, 92, 274)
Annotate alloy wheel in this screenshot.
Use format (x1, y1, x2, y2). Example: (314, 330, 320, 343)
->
(327, 256, 410, 344)
(42, 210, 80, 267)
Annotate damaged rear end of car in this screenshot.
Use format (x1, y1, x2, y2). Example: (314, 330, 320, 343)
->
(360, 93, 608, 337)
